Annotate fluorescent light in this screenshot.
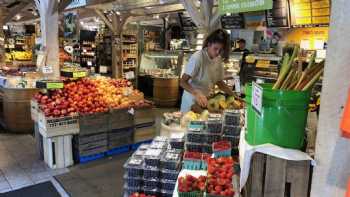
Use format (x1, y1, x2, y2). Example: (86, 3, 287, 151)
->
(3, 26, 8, 30)
(116, 11, 121, 15)
(15, 14, 21, 20)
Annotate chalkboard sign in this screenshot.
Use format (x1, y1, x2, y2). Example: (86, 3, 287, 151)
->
(266, 0, 290, 28)
(178, 12, 198, 31)
(221, 14, 244, 29)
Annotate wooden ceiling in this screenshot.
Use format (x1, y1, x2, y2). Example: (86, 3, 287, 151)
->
(0, 0, 38, 24)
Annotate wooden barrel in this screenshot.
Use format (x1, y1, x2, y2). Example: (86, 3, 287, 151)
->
(1, 88, 38, 133)
(153, 78, 179, 107)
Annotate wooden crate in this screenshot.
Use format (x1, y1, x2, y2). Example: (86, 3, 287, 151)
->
(43, 134, 73, 169)
(134, 126, 156, 143)
(38, 110, 79, 137)
(109, 109, 134, 130)
(79, 112, 109, 136)
(134, 107, 155, 126)
(244, 153, 311, 197)
(31, 99, 38, 122)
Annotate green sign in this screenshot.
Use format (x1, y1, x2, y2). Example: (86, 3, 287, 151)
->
(73, 71, 87, 78)
(219, 0, 273, 14)
(47, 82, 64, 89)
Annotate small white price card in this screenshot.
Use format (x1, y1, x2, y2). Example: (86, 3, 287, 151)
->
(42, 65, 53, 74)
(87, 61, 92, 66)
(252, 82, 263, 115)
(125, 71, 135, 79)
(234, 76, 241, 94)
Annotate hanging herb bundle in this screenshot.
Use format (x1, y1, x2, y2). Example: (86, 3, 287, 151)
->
(272, 46, 324, 91)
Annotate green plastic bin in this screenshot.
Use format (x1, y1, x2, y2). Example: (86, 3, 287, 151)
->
(245, 83, 310, 149)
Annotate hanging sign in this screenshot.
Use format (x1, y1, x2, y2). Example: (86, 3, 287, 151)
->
(219, 0, 273, 14)
(252, 82, 263, 115)
(66, 0, 86, 9)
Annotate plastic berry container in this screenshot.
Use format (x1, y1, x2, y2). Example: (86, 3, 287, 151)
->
(143, 178, 160, 189)
(188, 121, 206, 132)
(150, 141, 168, 149)
(123, 157, 144, 178)
(143, 166, 160, 179)
(144, 148, 163, 167)
(133, 148, 147, 158)
(201, 144, 213, 154)
(206, 120, 223, 134)
(160, 179, 176, 191)
(222, 135, 240, 147)
(138, 144, 150, 150)
(153, 136, 168, 142)
(160, 169, 180, 181)
(123, 184, 141, 197)
(223, 110, 241, 126)
(123, 174, 143, 188)
(161, 189, 174, 197)
(185, 142, 203, 152)
(160, 151, 181, 170)
(222, 125, 241, 136)
(186, 132, 204, 143)
(203, 133, 222, 144)
(143, 187, 160, 196)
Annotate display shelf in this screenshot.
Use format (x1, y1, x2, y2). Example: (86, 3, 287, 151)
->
(122, 31, 138, 85)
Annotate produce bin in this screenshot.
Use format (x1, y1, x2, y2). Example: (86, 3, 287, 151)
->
(245, 83, 310, 149)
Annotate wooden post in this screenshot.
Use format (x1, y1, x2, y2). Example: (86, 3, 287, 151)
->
(35, 0, 60, 79)
(180, 0, 221, 35)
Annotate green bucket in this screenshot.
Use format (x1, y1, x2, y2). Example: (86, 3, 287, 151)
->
(245, 83, 310, 149)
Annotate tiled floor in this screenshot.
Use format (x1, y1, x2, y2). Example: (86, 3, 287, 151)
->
(0, 133, 69, 196)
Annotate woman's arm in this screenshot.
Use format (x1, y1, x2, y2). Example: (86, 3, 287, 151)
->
(180, 74, 208, 107)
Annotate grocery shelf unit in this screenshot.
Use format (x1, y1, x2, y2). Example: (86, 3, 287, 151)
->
(80, 30, 97, 73)
(122, 31, 138, 86)
(245, 54, 281, 84)
(96, 33, 112, 75)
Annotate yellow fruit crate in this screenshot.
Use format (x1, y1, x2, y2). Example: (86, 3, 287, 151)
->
(311, 0, 330, 9)
(312, 16, 330, 24)
(312, 8, 330, 16)
(296, 17, 312, 25)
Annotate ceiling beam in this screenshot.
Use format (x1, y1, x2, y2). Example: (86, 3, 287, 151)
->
(94, 9, 114, 33)
(3, 1, 33, 23)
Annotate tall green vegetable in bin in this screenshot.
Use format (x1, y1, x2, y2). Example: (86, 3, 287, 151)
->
(273, 46, 299, 89)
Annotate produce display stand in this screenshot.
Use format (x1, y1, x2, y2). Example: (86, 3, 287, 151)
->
(243, 153, 311, 197)
(0, 87, 38, 133)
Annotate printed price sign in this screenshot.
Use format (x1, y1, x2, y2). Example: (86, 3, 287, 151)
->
(42, 65, 53, 74)
(72, 71, 87, 78)
(125, 71, 135, 79)
(252, 82, 263, 115)
(87, 61, 92, 66)
(47, 82, 64, 89)
(234, 76, 241, 94)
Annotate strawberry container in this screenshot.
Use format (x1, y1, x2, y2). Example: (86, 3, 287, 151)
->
(124, 174, 143, 188)
(161, 189, 173, 197)
(143, 178, 160, 189)
(222, 125, 241, 136)
(178, 191, 204, 197)
(201, 153, 212, 170)
(160, 179, 176, 191)
(160, 169, 179, 181)
(143, 166, 160, 179)
(160, 151, 182, 170)
(144, 148, 163, 167)
(212, 141, 232, 158)
(186, 132, 204, 143)
(183, 151, 202, 170)
(123, 157, 144, 178)
(143, 187, 160, 196)
(185, 142, 203, 152)
(206, 193, 235, 197)
(223, 110, 240, 126)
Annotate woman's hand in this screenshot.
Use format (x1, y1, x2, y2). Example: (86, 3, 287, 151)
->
(193, 90, 208, 108)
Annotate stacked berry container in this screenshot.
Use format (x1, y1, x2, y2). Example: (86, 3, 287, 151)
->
(123, 157, 144, 196)
(160, 150, 182, 196)
(223, 110, 241, 155)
